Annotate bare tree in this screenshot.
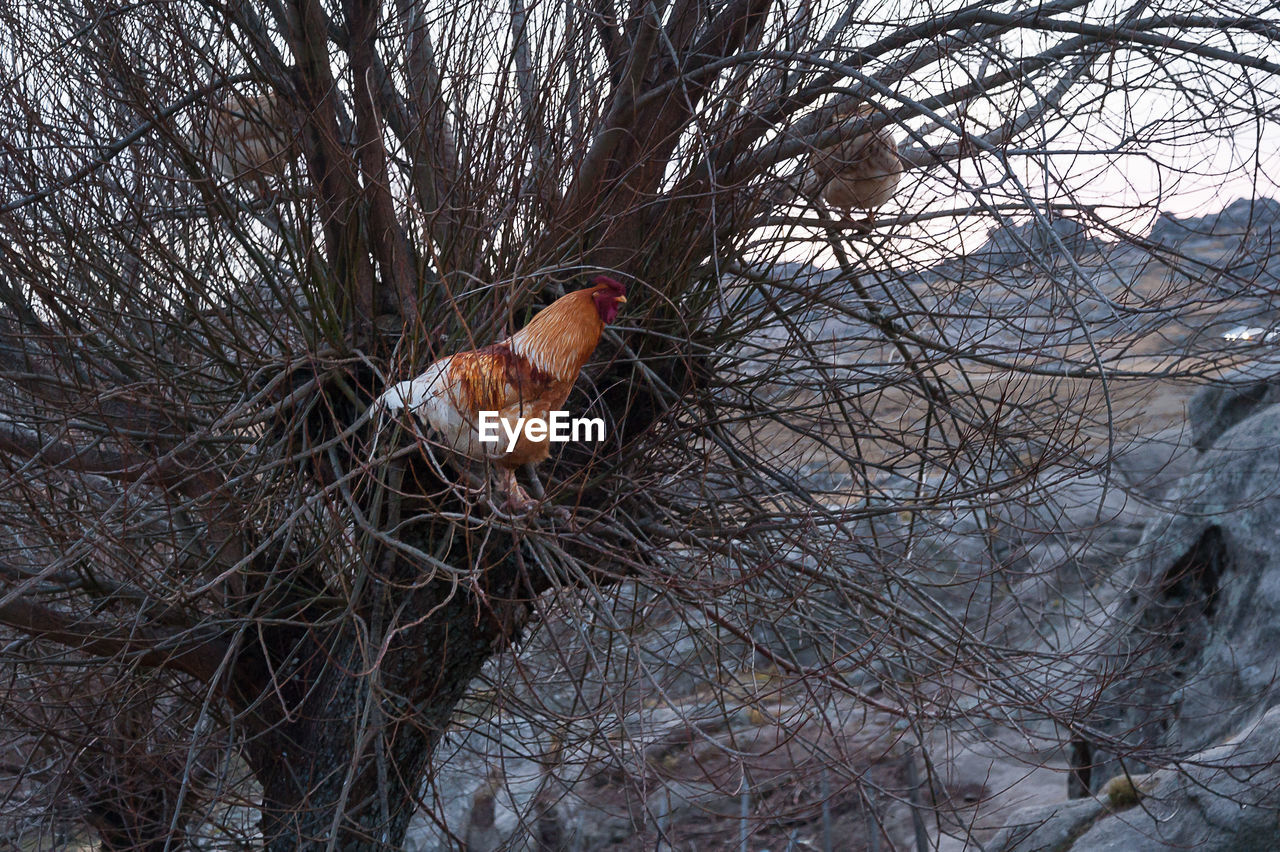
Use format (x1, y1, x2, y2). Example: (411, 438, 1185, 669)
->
(0, 0, 1276, 848)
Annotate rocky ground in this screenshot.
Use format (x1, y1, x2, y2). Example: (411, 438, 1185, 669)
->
(404, 199, 1280, 851)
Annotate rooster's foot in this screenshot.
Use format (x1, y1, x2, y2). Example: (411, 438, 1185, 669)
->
(551, 505, 572, 522)
(502, 491, 538, 515)
(846, 215, 873, 234)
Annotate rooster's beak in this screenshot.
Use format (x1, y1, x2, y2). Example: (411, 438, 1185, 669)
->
(616, 295, 628, 304)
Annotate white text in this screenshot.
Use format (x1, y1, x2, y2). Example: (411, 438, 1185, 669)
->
(476, 411, 606, 452)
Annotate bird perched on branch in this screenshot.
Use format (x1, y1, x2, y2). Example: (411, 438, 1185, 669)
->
(375, 275, 627, 511)
(193, 91, 301, 198)
(796, 104, 901, 223)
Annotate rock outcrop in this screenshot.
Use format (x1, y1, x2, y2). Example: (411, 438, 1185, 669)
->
(979, 401, 1280, 850)
(991, 705, 1280, 852)
(1187, 369, 1280, 452)
(1149, 197, 1280, 244)
(1098, 404, 1280, 765)
(973, 216, 1094, 269)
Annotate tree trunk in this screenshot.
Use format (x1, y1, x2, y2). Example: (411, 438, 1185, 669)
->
(243, 478, 533, 850)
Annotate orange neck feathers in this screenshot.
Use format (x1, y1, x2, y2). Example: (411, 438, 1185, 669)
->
(507, 289, 607, 383)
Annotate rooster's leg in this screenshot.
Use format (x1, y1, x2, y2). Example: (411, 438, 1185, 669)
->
(521, 462, 546, 499)
(522, 463, 572, 521)
(495, 466, 536, 513)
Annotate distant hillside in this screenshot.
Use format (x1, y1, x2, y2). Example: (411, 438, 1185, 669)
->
(1150, 196, 1280, 243)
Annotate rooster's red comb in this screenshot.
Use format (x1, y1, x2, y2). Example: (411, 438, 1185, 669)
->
(591, 274, 626, 295)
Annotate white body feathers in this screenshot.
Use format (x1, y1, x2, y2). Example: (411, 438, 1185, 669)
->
(376, 356, 499, 462)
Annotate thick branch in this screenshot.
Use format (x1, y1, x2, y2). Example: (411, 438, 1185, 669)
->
(0, 418, 218, 498)
(555, 0, 774, 268)
(562, 2, 665, 213)
(510, 0, 557, 208)
(686, 0, 770, 73)
(345, 0, 419, 318)
(588, 0, 625, 76)
(288, 0, 379, 331)
(395, 0, 466, 271)
(0, 595, 227, 683)
(663, 0, 704, 55)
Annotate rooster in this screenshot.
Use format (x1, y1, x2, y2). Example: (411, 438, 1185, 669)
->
(375, 275, 627, 511)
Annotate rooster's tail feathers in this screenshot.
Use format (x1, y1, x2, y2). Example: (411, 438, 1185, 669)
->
(372, 359, 453, 419)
